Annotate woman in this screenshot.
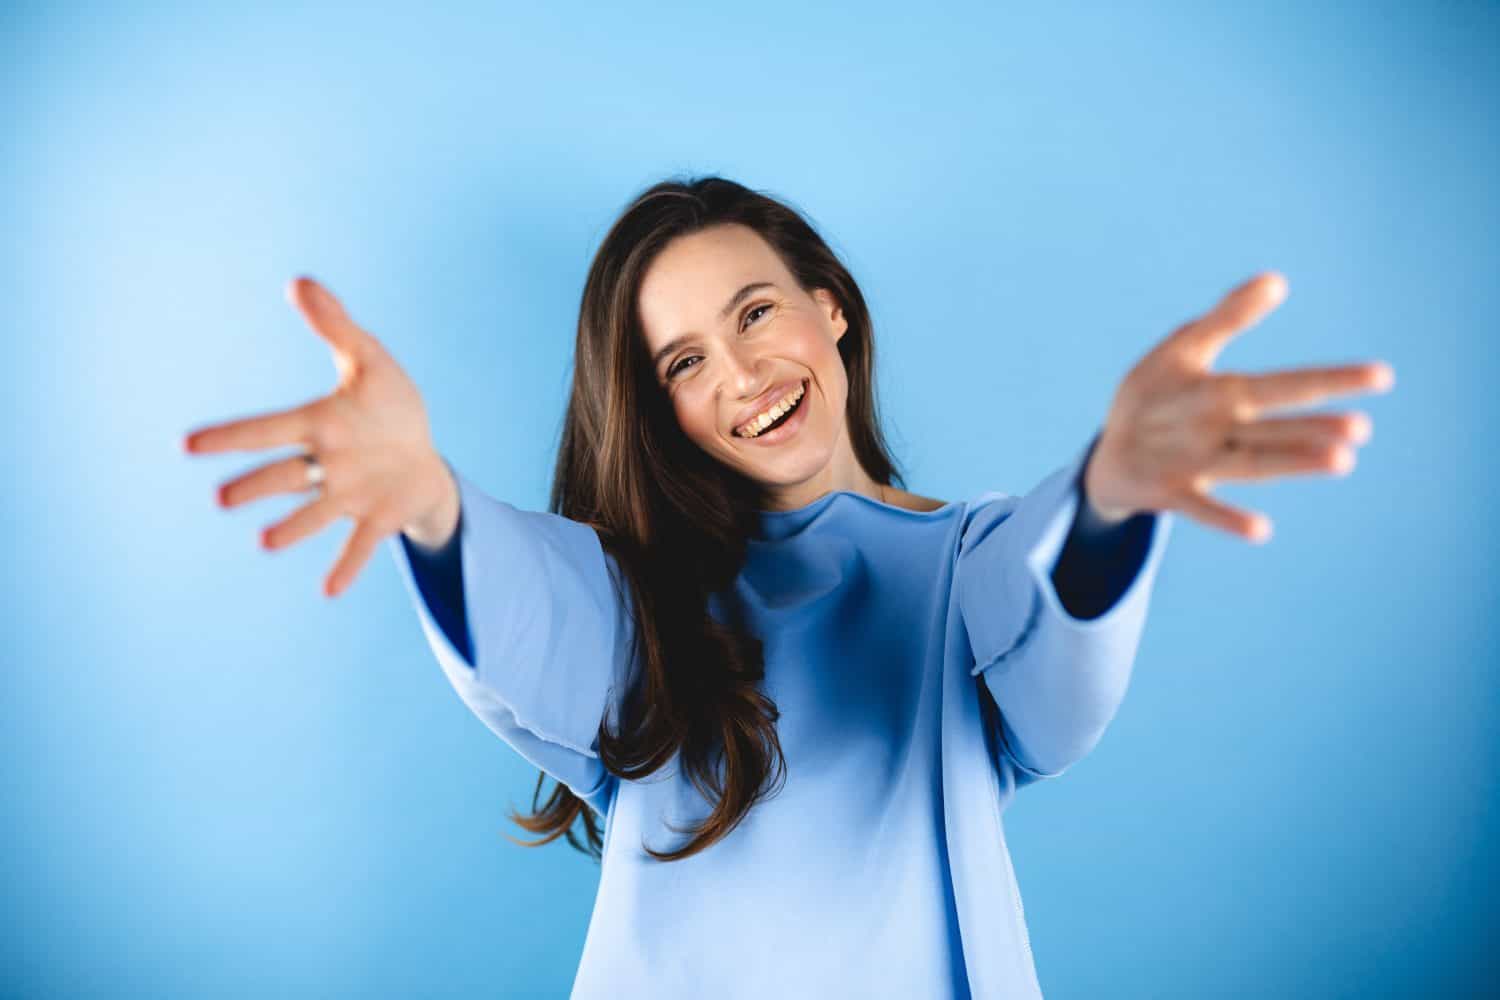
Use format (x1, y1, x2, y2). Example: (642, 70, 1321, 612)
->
(183, 176, 1392, 997)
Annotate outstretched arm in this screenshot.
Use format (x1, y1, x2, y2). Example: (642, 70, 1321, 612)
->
(958, 436, 1174, 781)
(388, 459, 638, 810)
(964, 271, 1393, 781)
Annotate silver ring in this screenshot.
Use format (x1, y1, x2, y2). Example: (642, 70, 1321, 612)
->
(301, 453, 325, 491)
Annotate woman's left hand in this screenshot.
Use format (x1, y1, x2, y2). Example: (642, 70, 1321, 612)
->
(1083, 271, 1395, 543)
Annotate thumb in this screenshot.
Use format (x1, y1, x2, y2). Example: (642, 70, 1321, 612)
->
(286, 276, 372, 367)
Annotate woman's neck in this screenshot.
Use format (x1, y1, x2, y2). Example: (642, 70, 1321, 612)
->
(754, 417, 889, 512)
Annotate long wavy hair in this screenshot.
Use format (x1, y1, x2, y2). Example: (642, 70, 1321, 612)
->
(505, 175, 907, 862)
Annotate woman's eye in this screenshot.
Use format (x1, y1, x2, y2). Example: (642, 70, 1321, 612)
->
(667, 305, 771, 379)
(743, 303, 772, 328)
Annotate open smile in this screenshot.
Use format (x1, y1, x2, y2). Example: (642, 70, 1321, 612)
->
(735, 379, 810, 445)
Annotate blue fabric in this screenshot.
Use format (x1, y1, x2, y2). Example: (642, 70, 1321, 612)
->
(1050, 431, 1158, 620)
(388, 435, 1173, 998)
(400, 493, 472, 665)
(401, 433, 1149, 662)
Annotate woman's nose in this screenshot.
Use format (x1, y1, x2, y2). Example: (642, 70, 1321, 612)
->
(721, 344, 765, 394)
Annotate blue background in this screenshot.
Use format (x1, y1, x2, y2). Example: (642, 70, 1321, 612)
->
(4, 2, 1494, 997)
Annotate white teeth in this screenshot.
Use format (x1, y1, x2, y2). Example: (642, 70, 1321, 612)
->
(738, 382, 804, 438)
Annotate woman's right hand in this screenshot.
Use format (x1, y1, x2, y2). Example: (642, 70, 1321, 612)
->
(183, 276, 459, 598)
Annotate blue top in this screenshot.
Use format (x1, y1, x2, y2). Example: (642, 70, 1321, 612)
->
(386, 431, 1172, 998)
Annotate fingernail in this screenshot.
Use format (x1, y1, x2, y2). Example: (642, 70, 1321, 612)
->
(294, 276, 324, 309)
(1372, 363, 1395, 391)
(1349, 413, 1372, 444)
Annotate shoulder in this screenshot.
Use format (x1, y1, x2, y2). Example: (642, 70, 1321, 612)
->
(884, 487, 950, 513)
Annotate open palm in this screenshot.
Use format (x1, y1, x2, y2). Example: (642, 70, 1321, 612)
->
(183, 278, 453, 597)
(1084, 271, 1395, 542)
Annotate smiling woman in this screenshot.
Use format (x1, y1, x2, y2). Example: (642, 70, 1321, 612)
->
(382, 177, 1177, 999)
(531, 178, 911, 861)
(186, 173, 1388, 999)
(636, 221, 874, 510)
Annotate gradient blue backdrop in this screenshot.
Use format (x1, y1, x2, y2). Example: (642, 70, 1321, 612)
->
(4, 2, 1494, 997)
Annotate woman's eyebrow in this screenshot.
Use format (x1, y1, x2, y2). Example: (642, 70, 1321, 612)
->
(652, 281, 777, 369)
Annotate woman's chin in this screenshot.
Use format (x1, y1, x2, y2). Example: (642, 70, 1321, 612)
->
(738, 439, 833, 488)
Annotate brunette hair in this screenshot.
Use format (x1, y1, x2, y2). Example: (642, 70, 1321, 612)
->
(506, 175, 906, 861)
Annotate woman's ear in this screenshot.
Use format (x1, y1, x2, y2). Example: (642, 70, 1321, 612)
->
(813, 288, 849, 342)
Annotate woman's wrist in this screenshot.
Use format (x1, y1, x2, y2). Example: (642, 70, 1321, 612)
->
(402, 452, 461, 551)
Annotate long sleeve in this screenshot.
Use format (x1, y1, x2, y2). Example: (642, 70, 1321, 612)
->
(956, 432, 1173, 781)
(1050, 431, 1158, 620)
(401, 507, 473, 664)
(387, 458, 639, 814)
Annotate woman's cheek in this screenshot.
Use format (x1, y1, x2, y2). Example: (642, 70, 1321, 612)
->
(674, 393, 716, 449)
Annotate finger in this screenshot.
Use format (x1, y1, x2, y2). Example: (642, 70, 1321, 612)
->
(1176, 485, 1272, 543)
(285, 276, 375, 378)
(1232, 411, 1372, 450)
(261, 495, 341, 551)
(218, 451, 340, 508)
(325, 515, 389, 598)
(1202, 439, 1356, 483)
(1242, 361, 1394, 413)
(1170, 271, 1288, 370)
(184, 397, 324, 455)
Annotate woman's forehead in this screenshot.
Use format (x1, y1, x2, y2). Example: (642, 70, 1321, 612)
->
(638, 226, 789, 342)
(645, 225, 782, 294)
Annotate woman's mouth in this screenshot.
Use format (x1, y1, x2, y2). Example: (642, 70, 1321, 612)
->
(735, 379, 809, 445)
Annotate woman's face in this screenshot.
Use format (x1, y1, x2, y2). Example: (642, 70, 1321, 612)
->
(637, 223, 851, 504)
